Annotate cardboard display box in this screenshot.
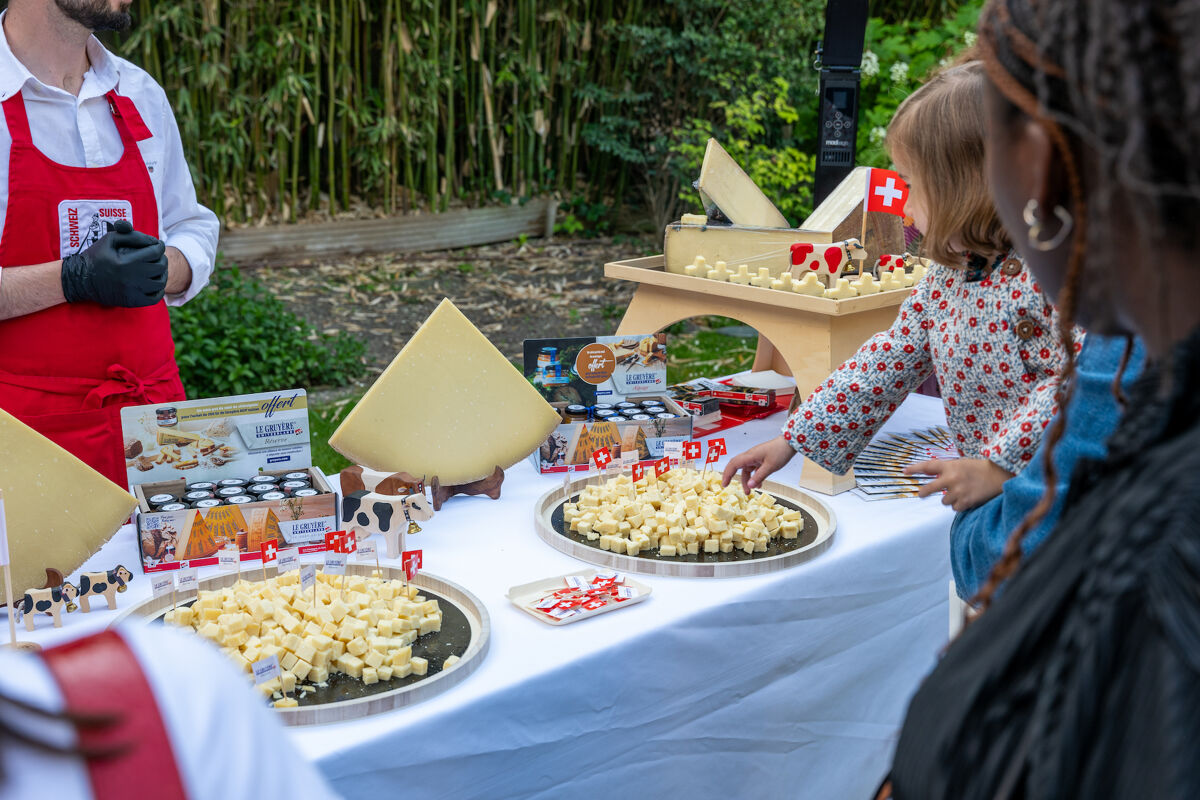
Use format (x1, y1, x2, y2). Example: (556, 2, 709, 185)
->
(531, 394, 694, 474)
(121, 390, 339, 574)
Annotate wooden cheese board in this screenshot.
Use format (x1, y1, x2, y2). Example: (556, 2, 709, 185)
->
(534, 476, 835, 578)
(112, 565, 490, 726)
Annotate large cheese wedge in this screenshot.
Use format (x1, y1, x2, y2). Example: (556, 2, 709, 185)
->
(0, 410, 136, 594)
(330, 298, 561, 484)
(695, 138, 791, 228)
(664, 222, 829, 275)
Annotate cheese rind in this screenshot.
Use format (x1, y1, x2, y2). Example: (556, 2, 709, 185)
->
(0, 410, 137, 595)
(329, 299, 561, 484)
(695, 138, 790, 228)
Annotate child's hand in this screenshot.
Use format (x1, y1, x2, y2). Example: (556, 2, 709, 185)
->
(721, 436, 797, 494)
(904, 458, 1014, 512)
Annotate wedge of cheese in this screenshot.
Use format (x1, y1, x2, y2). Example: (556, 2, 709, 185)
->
(695, 138, 791, 228)
(330, 298, 561, 484)
(0, 410, 137, 594)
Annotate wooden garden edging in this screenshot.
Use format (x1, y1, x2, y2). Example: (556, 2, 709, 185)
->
(219, 197, 557, 266)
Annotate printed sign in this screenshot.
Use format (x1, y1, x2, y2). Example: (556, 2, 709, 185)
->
(277, 548, 299, 573)
(355, 540, 378, 563)
(323, 552, 347, 576)
(176, 567, 199, 593)
(299, 564, 317, 591)
(151, 573, 175, 599)
(252, 655, 281, 686)
(218, 547, 239, 572)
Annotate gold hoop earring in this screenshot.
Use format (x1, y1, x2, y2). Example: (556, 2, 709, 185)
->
(1022, 199, 1074, 252)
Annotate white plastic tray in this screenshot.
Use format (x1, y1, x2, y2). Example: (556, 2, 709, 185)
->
(507, 569, 652, 626)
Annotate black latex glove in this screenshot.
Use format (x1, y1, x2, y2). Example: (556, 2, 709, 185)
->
(60, 219, 168, 307)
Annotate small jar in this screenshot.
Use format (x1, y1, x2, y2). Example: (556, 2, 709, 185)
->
(155, 406, 178, 428)
(261, 491, 287, 501)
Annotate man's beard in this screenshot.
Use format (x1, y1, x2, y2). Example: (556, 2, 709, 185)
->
(53, 0, 132, 33)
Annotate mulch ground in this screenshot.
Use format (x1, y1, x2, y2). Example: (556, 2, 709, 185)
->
(242, 235, 656, 393)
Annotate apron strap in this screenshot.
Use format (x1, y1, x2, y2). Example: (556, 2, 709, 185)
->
(40, 630, 188, 800)
(106, 91, 153, 143)
(0, 359, 180, 408)
(2, 91, 32, 145)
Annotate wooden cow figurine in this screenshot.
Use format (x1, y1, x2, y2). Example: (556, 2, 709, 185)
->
(789, 239, 868, 288)
(18, 582, 79, 630)
(76, 565, 133, 612)
(339, 465, 424, 496)
(341, 490, 434, 559)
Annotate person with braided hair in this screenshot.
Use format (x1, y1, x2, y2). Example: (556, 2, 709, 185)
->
(881, 0, 1200, 797)
(724, 61, 1075, 513)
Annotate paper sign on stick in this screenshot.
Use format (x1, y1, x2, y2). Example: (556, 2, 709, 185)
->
(218, 547, 239, 572)
(299, 564, 317, 591)
(176, 567, 198, 593)
(355, 540, 378, 563)
(151, 573, 175, 599)
(323, 552, 347, 576)
(277, 549, 299, 573)
(252, 655, 281, 686)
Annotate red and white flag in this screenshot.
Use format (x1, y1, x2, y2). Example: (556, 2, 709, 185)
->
(706, 446, 721, 465)
(260, 539, 278, 564)
(342, 532, 357, 555)
(324, 530, 344, 553)
(710, 438, 728, 457)
(865, 168, 909, 217)
(683, 441, 702, 461)
(654, 456, 671, 478)
(591, 447, 613, 470)
(631, 463, 646, 483)
(402, 550, 423, 581)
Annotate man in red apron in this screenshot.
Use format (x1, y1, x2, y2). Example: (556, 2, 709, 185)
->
(0, 1, 218, 489)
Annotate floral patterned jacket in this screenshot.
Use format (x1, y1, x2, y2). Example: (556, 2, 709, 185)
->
(782, 253, 1080, 475)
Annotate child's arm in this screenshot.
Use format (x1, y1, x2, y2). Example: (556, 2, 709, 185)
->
(781, 278, 935, 475)
(904, 457, 1014, 511)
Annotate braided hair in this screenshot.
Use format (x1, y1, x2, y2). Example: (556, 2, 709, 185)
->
(973, 0, 1200, 609)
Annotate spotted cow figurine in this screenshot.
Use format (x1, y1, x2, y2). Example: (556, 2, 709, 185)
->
(17, 582, 79, 630)
(76, 565, 134, 613)
(789, 238, 868, 289)
(341, 490, 435, 559)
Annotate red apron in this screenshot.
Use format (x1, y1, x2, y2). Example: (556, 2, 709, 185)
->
(41, 629, 188, 799)
(0, 89, 185, 489)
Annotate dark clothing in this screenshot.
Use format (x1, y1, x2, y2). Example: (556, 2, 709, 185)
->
(890, 328, 1200, 799)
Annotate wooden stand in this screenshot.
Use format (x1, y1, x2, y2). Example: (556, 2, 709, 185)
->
(606, 255, 906, 494)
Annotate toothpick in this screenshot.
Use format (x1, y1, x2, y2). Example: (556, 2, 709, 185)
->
(2, 564, 14, 647)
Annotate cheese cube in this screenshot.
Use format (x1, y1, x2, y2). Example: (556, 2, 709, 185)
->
(393, 662, 413, 679)
(336, 654, 365, 679)
(362, 667, 379, 685)
(378, 665, 394, 681)
(273, 697, 298, 708)
(281, 673, 297, 694)
(347, 637, 368, 657)
(410, 656, 428, 676)
(390, 646, 412, 666)
(291, 659, 313, 681)
(309, 665, 330, 684)
(444, 655, 461, 669)
(363, 650, 385, 669)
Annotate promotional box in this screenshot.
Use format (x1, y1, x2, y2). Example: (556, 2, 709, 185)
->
(120, 389, 339, 574)
(524, 335, 693, 474)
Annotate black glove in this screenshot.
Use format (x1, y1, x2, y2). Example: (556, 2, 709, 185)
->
(60, 219, 168, 307)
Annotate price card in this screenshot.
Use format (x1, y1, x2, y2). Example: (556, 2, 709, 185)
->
(176, 567, 198, 594)
(620, 450, 637, 469)
(277, 548, 300, 573)
(299, 564, 317, 591)
(664, 441, 683, 466)
(355, 540, 378, 563)
(218, 547, 239, 572)
(151, 573, 175, 599)
(252, 654, 281, 686)
(324, 552, 347, 576)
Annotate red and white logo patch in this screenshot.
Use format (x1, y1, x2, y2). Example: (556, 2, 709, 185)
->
(57, 199, 133, 258)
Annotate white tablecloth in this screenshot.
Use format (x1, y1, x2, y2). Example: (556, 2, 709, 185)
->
(21, 394, 954, 800)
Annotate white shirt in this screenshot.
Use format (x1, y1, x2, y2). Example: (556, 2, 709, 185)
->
(0, 624, 341, 799)
(0, 12, 218, 305)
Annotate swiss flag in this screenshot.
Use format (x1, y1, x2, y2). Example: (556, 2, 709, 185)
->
(682, 441, 702, 460)
(710, 438, 728, 456)
(402, 550, 423, 581)
(706, 446, 721, 465)
(654, 456, 671, 478)
(865, 168, 909, 217)
(592, 447, 612, 470)
(260, 539, 278, 564)
(342, 533, 357, 555)
(324, 530, 343, 553)
(631, 463, 646, 483)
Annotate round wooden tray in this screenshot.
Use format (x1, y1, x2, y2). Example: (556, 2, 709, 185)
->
(112, 566, 490, 726)
(535, 476, 836, 577)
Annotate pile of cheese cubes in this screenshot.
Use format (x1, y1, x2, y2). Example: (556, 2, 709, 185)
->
(164, 571, 444, 705)
(563, 467, 804, 557)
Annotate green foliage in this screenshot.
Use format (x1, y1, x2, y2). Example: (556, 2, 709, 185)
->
(555, 197, 613, 238)
(170, 265, 368, 398)
(670, 76, 817, 226)
(855, 5, 984, 168)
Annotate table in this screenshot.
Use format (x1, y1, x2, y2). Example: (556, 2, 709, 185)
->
(21, 393, 953, 800)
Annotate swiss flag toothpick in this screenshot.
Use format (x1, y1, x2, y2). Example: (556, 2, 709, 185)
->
(710, 438, 728, 456)
(683, 441, 702, 461)
(342, 532, 357, 555)
(260, 539, 278, 563)
(654, 456, 671, 478)
(592, 447, 613, 470)
(631, 463, 646, 483)
(324, 530, 344, 553)
(865, 168, 909, 217)
(706, 446, 721, 465)
(402, 550, 423, 581)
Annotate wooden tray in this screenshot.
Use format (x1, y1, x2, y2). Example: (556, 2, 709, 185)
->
(507, 569, 652, 626)
(111, 566, 490, 726)
(534, 477, 836, 578)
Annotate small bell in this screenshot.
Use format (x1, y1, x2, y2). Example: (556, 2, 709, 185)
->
(408, 520, 422, 535)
